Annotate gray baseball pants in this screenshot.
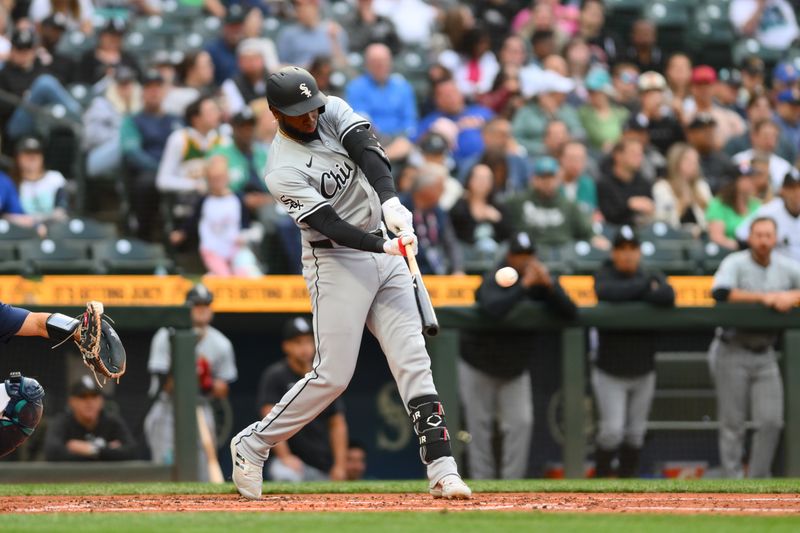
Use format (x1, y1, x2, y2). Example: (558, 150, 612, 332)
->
(591, 368, 655, 450)
(457, 360, 533, 479)
(708, 338, 784, 478)
(234, 246, 459, 487)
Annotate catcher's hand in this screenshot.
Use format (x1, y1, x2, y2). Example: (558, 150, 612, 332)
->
(74, 301, 126, 385)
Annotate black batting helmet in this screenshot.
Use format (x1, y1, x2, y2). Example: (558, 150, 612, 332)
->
(186, 284, 213, 306)
(267, 66, 328, 116)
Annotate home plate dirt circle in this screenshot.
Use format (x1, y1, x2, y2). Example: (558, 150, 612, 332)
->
(2, 493, 800, 515)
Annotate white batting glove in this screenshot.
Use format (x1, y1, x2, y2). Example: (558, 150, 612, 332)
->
(383, 233, 417, 256)
(381, 197, 413, 235)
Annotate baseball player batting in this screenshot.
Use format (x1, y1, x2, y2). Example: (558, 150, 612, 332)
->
(230, 66, 471, 500)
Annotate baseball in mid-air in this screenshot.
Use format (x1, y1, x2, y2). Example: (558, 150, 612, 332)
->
(495, 266, 519, 288)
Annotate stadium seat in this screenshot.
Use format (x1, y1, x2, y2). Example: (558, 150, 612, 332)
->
(733, 38, 784, 70)
(537, 244, 572, 276)
(691, 241, 734, 274)
(640, 240, 696, 275)
(45, 218, 117, 242)
(173, 32, 206, 53)
(561, 240, 610, 275)
(55, 31, 96, 61)
(0, 243, 27, 274)
(92, 238, 175, 275)
(0, 220, 38, 241)
(18, 239, 96, 275)
(191, 16, 222, 38)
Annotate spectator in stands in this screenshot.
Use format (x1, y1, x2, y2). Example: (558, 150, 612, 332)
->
(715, 68, 746, 118)
(0, 166, 33, 227)
(579, 68, 629, 154)
(653, 143, 712, 235)
(514, 0, 580, 39)
(403, 163, 464, 275)
(457, 117, 528, 199)
(146, 284, 238, 481)
(750, 155, 774, 202)
(373, 0, 437, 47)
(342, 0, 400, 54)
(597, 139, 654, 227)
(541, 119, 572, 161)
(44, 376, 136, 461)
(664, 53, 693, 120)
(257, 317, 348, 481)
(416, 79, 494, 169)
(737, 170, 800, 262)
(438, 25, 500, 99)
(636, 71, 685, 155)
(772, 89, 800, 155)
(206, 4, 246, 86)
(162, 51, 216, 117)
(157, 95, 225, 194)
(345, 43, 418, 139)
(12, 136, 68, 224)
(730, 0, 800, 51)
(706, 163, 761, 250)
(37, 12, 74, 85)
(685, 113, 734, 195)
(29, 0, 94, 34)
(683, 66, 747, 151)
(170, 155, 262, 277)
(221, 39, 269, 117)
(498, 34, 529, 69)
(0, 28, 81, 143)
(345, 441, 367, 481)
(741, 56, 767, 102)
(76, 18, 141, 86)
(477, 64, 524, 120)
(506, 157, 597, 247)
(308, 55, 340, 98)
(563, 38, 592, 99)
(623, 19, 663, 73)
(771, 60, 798, 99)
(577, 0, 620, 65)
(612, 62, 641, 114)
(449, 163, 512, 246)
(412, 134, 463, 210)
(733, 119, 792, 190)
(529, 30, 557, 70)
(709, 216, 800, 478)
(208, 107, 270, 207)
(592, 225, 675, 478)
(83, 65, 142, 178)
(121, 70, 181, 240)
(460, 231, 577, 479)
(512, 71, 584, 157)
(621, 114, 664, 184)
(277, 0, 348, 70)
(725, 93, 796, 165)
(559, 140, 598, 216)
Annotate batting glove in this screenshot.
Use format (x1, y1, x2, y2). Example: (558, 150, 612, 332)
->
(383, 234, 417, 256)
(381, 197, 413, 235)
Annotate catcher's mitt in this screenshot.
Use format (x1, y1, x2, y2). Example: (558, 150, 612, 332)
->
(74, 302, 126, 385)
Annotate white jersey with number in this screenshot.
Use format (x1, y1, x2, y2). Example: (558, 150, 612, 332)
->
(264, 96, 383, 244)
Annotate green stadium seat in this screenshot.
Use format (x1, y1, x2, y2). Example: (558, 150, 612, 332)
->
(124, 31, 169, 56)
(132, 15, 182, 38)
(0, 243, 27, 274)
(640, 240, 696, 275)
(55, 31, 96, 61)
(18, 239, 96, 275)
(173, 32, 207, 53)
(691, 241, 735, 274)
(645, 1, 690, 27)
(0, 220, 38, 241)
(537, 244, 572, 276)
(191, 16, 222, 38)
(733, 38, 784, 69)
(262, 17, 282, 40)
(562, 240, 610, 275)
(46, 218, 117, 241)
(92, 238, 174, 275)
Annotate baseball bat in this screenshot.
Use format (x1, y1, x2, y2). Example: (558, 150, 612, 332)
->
(405, 244, 439, 337)
(196, 406, 225, 484)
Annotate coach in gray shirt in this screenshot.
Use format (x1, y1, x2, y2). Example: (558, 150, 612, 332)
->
(710, 216, 800, 478)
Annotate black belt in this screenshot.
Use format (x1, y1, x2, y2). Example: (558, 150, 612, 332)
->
(309, 229, 383, 249)
(720, 337, 772, 354)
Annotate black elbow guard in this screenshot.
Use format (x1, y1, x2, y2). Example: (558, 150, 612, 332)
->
(341, 122, 391, 168)
(712, 288, 731, 302)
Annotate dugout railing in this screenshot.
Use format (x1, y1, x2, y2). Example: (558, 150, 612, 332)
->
(429, 303, 800, 479)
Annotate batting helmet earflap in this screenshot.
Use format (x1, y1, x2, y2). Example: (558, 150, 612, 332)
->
(267, 66, 328, 116)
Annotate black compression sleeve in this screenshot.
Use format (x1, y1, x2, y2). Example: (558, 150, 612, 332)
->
(359, 149, 397, 204)
(302, 204, 385, 253)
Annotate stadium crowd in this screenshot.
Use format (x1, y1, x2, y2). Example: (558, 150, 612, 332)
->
(0, 0, 799, 479)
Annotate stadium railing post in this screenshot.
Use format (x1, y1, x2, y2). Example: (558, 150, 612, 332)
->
(783, 329, 800, 477)
(171, 326, 199, 481)
(561, 327, 586, 479)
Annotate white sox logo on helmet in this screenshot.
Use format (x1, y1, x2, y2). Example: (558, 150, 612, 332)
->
(299, 83, 312, 98)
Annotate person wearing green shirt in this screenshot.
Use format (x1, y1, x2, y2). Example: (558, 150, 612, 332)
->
(578, 68, 628, 154)
(208, 107, 268, 194)
(706, 165, 761, 250)
(558, 140, 598, 215)
(505, 157, 595, 247)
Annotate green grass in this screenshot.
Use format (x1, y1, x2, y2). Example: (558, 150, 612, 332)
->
(1, 478, 799, 496)
(3, 512, 799, 533)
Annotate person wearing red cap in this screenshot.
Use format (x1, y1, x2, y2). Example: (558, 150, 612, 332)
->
(683, 66, 746, 151)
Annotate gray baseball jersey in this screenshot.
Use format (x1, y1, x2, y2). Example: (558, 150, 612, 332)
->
(264, 96, 383, 244)
(234, 96, 461, 489)
(148, 326, 238, 383)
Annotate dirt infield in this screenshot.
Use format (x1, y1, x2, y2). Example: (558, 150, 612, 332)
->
(2, 493, 799, 515)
